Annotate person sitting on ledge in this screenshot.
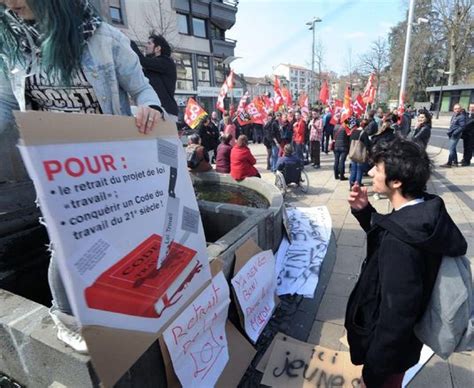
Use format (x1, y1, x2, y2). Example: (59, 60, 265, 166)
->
(230, 135, 260, 181)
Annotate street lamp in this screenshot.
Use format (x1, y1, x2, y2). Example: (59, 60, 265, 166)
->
(435, 69, 451, 119)
(306, 16, 322, 104)
(399, 0, 429, 107)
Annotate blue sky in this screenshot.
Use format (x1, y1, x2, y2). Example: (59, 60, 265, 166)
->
(227, 0, 407, 77)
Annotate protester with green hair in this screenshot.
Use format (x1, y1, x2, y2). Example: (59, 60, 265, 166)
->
(0, 0, 167, 353)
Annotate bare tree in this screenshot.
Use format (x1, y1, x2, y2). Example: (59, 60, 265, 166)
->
(314, 38, 325, 89)
(358, 38, 389, 103)
(127, 0, 179, 45)
(432, 0, 473, 84)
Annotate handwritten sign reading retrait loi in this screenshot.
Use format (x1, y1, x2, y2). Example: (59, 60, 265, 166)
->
(231, 249, 276, 343)
(163, 272, 230, 388)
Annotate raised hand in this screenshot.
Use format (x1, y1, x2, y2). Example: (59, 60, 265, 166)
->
(348, 182, 369, 211)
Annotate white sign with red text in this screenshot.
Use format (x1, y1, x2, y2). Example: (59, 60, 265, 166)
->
(17, 113, 212, 334)
(231, 249, 276, 343)
(163, 272, 230, 388)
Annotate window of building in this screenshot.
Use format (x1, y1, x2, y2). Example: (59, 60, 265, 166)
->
(174, 52, 194, 90)
(197, 55, 210, 86)
(109, 0, 124, 24)
(192, 17, 207, 38)
(177, 14, 189, 34)
(210, 24, 225, 40)
(214, 58, 225, 85)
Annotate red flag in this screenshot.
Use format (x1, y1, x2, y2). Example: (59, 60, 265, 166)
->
(184, 98, 207, 129)
(273, 76, 284, 111)
(299, 92, 309, 117)
(236, 92, 251, 126)
(329, 99, 343, 125)
(319, 80, 330, 105)
(340, 85, 353, 123)
(246, 97, 267, 124)
(351, 94, 367, 117)
(281, 86, 292, 107)
(237, 91, 249, 114)
(216, 70, 234, 112)
(362, 73, 376, 104)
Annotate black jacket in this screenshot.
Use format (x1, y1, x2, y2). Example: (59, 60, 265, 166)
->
(131, 42, 179, 116)
(333, 125, 350, 152)
(345, 194, 467, 387)
(365, 119, 379, 136)
(411, 124, 431, 149)
(198, 122, 219, 152)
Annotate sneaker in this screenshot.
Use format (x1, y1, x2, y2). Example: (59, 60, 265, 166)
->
(439, 163, 452, 168)
(49, 309, 88, 354)
(340, 176, 348, 181)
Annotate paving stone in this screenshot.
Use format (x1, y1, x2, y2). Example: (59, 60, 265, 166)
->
(315, 294, 348, 326)
(336, 228, 366, 247)
(307, 320, 346, 351)
(448, 352, 474, 388)
(325, 272, 357, 297)
(333, 245, 364, 275)
(407, 354, 452, 388)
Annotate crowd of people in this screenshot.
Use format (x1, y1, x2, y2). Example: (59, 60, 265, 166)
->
(184, 99, 474, 194)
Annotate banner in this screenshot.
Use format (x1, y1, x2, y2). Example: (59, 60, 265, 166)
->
(163, 272, 230, 388)
(299, 92, 309, 117)
(231, 248, 276, 343)
(15, 112, 212, 387)
(184, 98, 207, 129)
(216, 70, 234, 113)
(276, 207, 331, 297)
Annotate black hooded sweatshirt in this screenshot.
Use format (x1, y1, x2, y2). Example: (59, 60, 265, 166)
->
(345, 194, 467, 387)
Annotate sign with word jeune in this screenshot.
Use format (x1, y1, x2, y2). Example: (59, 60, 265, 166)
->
(262, 338, 362, 388)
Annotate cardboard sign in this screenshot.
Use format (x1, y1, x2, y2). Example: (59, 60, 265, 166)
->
(15, 112, 212, 386)
(231, 248, 276, 343)
(163, 272, 230, 388)
(262, 338, 362, 388)
(277, 207, 332, 297)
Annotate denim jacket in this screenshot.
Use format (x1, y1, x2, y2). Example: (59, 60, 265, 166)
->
(0, 23, 161, 134)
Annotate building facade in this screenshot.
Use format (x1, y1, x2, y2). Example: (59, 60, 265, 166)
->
(273, 64, 314, 100)
(94, 0, 240, 120)
(243, 76, 273, 99)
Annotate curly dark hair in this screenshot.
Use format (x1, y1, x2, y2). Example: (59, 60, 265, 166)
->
(371, 137, 432, 198)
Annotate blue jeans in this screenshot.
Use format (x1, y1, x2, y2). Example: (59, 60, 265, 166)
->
(350, 162, 365, 185)
(334, 150, 347, 178)
(448, 136, 461, 165)
(271, 144, 279, 171)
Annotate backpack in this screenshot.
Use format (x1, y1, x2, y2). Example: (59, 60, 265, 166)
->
(348, 131, 368, 163)
(414, 254, 473, 359)
(186, 146, 199, 169)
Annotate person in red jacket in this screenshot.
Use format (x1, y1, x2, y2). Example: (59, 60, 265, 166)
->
(230, 135, 261, 180)
(293, 111, 306, 161)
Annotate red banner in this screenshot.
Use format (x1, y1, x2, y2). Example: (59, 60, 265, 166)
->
(216, 70, 234, 112)
(184, 98, 207, 129)
(246, 101, 266, 125)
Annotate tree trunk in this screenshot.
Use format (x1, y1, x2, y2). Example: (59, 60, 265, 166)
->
(448, 32, 456, 85)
